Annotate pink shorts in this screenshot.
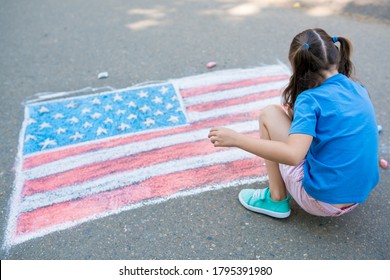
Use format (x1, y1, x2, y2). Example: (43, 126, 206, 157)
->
(279, 161, 358, 217)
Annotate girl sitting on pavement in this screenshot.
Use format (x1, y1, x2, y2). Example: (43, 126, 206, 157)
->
(208, 28, 379, 218)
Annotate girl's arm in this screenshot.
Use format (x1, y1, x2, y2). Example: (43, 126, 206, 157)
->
(208, 127, 312, 166)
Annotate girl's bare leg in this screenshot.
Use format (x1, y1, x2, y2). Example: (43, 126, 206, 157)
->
(258, 105, 292, 201)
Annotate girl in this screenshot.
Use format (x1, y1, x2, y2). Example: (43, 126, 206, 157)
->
(208, 28, 379, 218)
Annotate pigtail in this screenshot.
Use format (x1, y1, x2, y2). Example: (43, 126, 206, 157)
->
(282, 42, 325, 109)
(283, 44, 309, 109)
(337, 36, 355, 78)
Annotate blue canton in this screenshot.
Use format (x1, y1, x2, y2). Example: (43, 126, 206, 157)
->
(23, 84, 187, 155)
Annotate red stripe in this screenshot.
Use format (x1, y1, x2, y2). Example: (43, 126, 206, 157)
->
(23, 132, 259, 196)
(16, 157, 266, 235)
(23, 111, 260, 169)
(187, 90, 281, 112)
(180, 75, 289, 98)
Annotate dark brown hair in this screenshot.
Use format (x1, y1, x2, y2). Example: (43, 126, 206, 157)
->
(282, 28, 355, 110)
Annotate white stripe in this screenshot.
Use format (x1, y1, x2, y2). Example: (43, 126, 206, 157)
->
(21, 148, 257, 213)
(24, 120, 258, 180)
(24, 87, 116, 104)
(187, 96, 281, 122)
(184, 80, 287, 106)
(172, 65, 289, 89)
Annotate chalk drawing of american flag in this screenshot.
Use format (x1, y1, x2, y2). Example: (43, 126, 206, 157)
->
(4, 64, 290, 247)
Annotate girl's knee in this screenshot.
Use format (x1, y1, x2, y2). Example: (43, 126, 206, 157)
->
(258, 105, 285, 123)
(258, 105, 292, 142)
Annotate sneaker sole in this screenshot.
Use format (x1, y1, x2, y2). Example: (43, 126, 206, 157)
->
(238, 194, 291, 219)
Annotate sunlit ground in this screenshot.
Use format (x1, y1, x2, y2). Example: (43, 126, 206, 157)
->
(124, 0, 381, 31)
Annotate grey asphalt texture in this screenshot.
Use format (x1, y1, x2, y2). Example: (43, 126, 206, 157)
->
(0, 0, 389, 260)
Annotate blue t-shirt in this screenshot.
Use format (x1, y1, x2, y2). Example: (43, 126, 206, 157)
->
(290, 73, 379, 204)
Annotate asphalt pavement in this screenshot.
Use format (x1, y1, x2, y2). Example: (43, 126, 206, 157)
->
(0, 0, 389, 260)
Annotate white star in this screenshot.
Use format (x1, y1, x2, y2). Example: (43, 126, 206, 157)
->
(90, 112, 102, 119)
(83, 122, 93, 129)
(69, 132, 84, 141)
(143, 118, 155, 127)
(117, 123, 130, 131)
(137, 91, 149, 98)
(67, 116, 79, 124)
(116, 109, 126, 115)
(52, 113, 65, 119)
(154, 110, 164, 116)
(127, 101, 136, 108)
(26, 118, 37, 125)
(104, 105, 113, 111)
(25, 134, 37, 143)
(127, 114, 137, 120)
(96, 127, 107, 136)
(139, 105, 150, 113)
(171, 95, 178, 101)
(159, 86, 169, 94)
(168, 115, 180, 123)
(92, 97, 101, 105)
(165, 103, 174, 110)
(56, 127, 67, 134)
(66, 101, 77, 108)
(114, 93, 123, 102)
(39, 122, 52, 130)
(39, 138, 57, 150)
(103, 117, 113, 124)
(38, 106, 50, 114)
(152, 96, 163, 104)
(82, 108, 92, 114)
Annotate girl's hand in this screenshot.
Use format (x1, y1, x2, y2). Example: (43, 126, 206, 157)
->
(208, 127, 240, 147)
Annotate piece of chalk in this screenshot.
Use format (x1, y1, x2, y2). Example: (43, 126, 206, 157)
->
(206, 61, 217, 69)
(377, 125, 382, 134)
(97, 72, 109, 79)
(380, 159, 388, 169)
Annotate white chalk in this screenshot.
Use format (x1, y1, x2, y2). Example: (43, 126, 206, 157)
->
(377, 125, 382, 134)
(97, 72, 109, 79)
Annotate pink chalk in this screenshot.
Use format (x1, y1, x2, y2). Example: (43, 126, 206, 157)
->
(206, 61, 217, 69)
(380, 159, 388, 169)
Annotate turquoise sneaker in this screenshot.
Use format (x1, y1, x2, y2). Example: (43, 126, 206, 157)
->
(238, 187, 291, 218)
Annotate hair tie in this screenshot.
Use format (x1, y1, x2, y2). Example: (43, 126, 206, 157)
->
(305, 43, 310, 49)
(332, 36, 339, 43)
